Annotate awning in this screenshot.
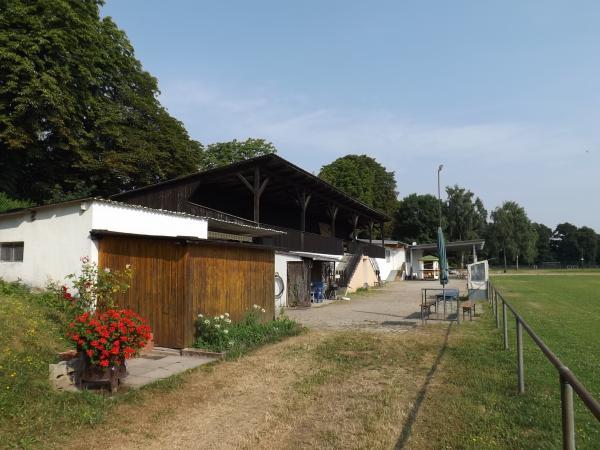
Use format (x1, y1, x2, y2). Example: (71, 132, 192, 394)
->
(288, 251, 344, 262)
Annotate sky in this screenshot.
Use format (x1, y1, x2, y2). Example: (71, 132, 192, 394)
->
(101, 1, 600, 230)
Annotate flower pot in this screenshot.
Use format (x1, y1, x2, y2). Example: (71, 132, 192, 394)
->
(80, 357, 127, 394)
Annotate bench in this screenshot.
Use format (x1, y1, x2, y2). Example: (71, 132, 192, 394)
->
(420, 299, 438, 321)
(461, 301, 476, 320)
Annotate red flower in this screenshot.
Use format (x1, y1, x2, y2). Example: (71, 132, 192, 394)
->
(69, 309, 152, 367)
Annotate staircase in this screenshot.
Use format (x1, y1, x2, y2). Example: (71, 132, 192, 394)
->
(336, 251, 363, 288)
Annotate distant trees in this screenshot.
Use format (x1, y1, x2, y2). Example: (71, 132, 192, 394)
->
(444, 185, 487, 241)
(393, 194, 442, 244)
(319, 155, 398, 235)
(201, 138, 277, 169)
(0, 0, 203, 204)
(551, 223, 598, 266)
(486, 202, 537, 270)
(532, 223, 554, 264)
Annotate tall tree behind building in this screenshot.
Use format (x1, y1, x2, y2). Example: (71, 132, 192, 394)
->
(0, 0, 203, 204)
(393, 194, 443, 244)
(319, 155, 398, 236)
(201, 138, 277, 169)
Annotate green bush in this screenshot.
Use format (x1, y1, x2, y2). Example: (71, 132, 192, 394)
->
(194, 313, 234, 352)
(193, 305, 303, 356)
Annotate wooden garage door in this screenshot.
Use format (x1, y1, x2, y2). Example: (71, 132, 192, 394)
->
(287, 261, 310, 307)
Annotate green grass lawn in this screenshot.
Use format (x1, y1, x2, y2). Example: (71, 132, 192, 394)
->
(492, 275, 600, 446)
(0, 281, 303, 449)
(412, 273, 600, 449)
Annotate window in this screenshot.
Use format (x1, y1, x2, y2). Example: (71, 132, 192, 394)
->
(385, 249, 391, 262)
(0, 242, 24, 262)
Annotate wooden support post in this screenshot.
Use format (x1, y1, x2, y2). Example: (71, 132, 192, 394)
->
(296, 191, 311, 250)
(380, 222, 385, 248)
(237, 167, 269, 224)
(352, 215, 359, 241)
(327, 204, 339, 238)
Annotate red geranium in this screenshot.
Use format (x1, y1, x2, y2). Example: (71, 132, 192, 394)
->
(67, 309, 152, 367)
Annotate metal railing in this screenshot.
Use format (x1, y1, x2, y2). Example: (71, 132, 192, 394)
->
(346, 241, 386, 258)
(256, 226, 345, 255)
(487, 282, 600, 450)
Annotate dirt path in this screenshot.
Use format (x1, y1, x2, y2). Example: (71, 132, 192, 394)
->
(60, 326, 450, 450)
(58, 282, 463, 450)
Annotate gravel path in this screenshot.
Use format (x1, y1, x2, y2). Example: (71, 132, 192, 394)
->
(285, 279, 467, 331)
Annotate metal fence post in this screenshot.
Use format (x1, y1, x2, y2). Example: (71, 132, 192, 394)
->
(516, 319, 525, 394)
(503, 301, 509, 350)
(560, 370, 576, 450)
(495, 293, 500, 329)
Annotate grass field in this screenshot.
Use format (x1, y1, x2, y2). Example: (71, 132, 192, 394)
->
(410, 273, 600, 449)
(3, 275, 599, 449)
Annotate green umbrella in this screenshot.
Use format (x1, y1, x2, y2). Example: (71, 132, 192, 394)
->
(437, 227, 449, 286)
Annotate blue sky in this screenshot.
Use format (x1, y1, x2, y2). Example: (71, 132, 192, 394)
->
(102, 1, 600, 230)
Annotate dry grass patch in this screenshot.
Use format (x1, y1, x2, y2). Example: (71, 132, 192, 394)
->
(60, 326, 452, 450)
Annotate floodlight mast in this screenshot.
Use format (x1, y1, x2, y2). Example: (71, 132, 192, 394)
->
(437, 164, 444, 227)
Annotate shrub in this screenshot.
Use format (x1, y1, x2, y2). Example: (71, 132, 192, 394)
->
(66, 257, 133, 311)
(193, 305, 302, 355)
(194, 313, 234, 352)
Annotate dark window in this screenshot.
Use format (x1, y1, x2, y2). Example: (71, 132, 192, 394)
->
(0, 242, 24, 262)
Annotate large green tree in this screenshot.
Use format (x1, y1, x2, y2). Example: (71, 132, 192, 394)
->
(0, 0, 202, 204)
(532, 223, 555, 264)
(319, 155, 398, 235)
(444, 185, 487, 241)
(552, 223, 580, 265)
(201, 138, 276, 169)
(488, 201, 537, 270)
(392, 193, 442, 244)
(576, 226, 598, 266)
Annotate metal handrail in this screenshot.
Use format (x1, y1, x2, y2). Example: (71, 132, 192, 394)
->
(487, 282, 600, 449)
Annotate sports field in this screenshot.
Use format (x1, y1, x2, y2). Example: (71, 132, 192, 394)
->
(409, 271, 600, 449)
(491, 273, 600, 446)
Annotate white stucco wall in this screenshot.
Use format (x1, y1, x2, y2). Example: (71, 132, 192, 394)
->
(0, 200, 209, 289)
(409, 249, 423, 278)
(274, 252, 303, 309)
(0, 203, 95, 288)
(374, 247, 407, 281)
(347, 256, 378, 292)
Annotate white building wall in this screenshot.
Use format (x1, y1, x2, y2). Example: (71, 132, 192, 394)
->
(374, 247, 407, 281)
(0, 200, 209, 289)
(409, 249, 423, 278)
(274, 252, 303, 309)
(0, 203, 95, 288)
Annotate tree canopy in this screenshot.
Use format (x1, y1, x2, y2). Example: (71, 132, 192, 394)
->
(393, 194, 442, 244)
(487, 201, 537, 269)
(319, 154, 398, 216)
(0, 0, 203, 204)
(444, 185, 487, 241)
(201, 138, 277, 170)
